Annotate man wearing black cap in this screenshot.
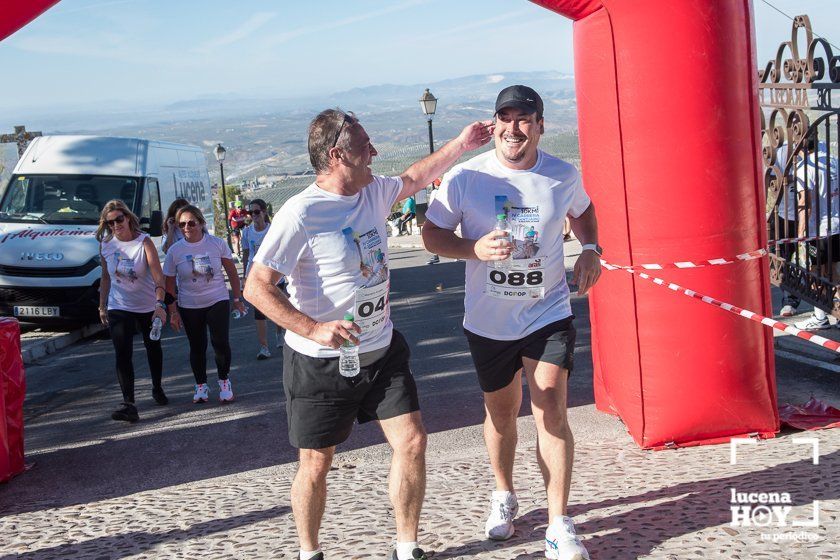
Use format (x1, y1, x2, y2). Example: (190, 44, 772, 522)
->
(422, 85, 600, 560)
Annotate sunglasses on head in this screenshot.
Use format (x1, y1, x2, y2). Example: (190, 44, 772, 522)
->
(105, 214, 126, 227)
(179, 219, 198, 229)
(331, 114, 353, 148)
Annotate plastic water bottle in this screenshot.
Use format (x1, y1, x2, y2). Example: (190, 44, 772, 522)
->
(494, 213, 511, 269)
(150, 316, 163, 341)
(232, 307, 247, 320)
(338, 313, 360, 377)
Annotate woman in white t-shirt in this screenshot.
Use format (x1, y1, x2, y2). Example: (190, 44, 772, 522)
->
(163, 204, 246, 404)
(97, 199, 169, 423)
(241, 198, 283, 358)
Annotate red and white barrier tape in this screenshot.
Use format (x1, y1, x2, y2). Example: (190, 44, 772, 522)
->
(603, 249, 768, 272)
(768, 235, 822, 246)
(600, 259, 840, 353)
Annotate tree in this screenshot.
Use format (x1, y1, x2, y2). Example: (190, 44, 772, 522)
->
(213, 183, 242, 238)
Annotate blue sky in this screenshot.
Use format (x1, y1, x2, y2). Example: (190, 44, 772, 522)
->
(0, 0, 838, 114)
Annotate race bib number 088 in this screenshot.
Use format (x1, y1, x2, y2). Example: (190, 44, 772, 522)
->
(486, 258, 546, 300)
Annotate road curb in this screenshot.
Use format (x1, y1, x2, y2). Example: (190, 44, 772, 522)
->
(21, 323, 106, 365)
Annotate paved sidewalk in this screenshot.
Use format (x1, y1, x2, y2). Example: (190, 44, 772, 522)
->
(2, 240, 839, 559)
(3, 418, 837, 559)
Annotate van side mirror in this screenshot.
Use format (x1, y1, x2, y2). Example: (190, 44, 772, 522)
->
(148, 210, 163, 237)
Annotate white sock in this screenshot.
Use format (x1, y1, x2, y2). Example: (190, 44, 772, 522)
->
(814, 307, 828, 320)
(396, 541, 418, 560)
(492, 490, 516, 503)
(552, 515, 576, 533)
(300, 549, 321, 560)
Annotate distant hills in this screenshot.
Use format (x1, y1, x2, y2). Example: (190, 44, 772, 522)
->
(3, 71, 580, 182)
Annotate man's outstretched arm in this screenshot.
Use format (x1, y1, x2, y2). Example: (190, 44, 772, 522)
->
(397, 121, 493, 200)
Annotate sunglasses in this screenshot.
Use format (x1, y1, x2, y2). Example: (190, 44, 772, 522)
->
(178, 220, 199, 229)
(105, 214, 126, 227)
(331, 114, 352, 148)
(249, 209, 262, 216)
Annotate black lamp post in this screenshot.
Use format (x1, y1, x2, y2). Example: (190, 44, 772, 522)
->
(417, 89, 438, 227)
(419, 88, 437, 154)
(214, 143, 232, 250)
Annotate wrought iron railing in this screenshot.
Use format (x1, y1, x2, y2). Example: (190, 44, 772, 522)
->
(761, 15, 840, 317)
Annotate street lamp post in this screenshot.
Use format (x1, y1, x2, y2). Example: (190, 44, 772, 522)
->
(417, 88, 438, 226)
(419, 88, 437, 154)
(214, 143, 232, 250)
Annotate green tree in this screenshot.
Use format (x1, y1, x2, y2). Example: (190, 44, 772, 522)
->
(213, 183, 242, 238)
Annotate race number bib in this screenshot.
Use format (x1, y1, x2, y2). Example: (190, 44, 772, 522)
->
(353, 281, 389, 332)
(486, 257, 546, 300)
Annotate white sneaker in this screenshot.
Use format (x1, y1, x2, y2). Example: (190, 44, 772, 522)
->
(193, 383, 209, 403)
(794, 314, 831, 330)
(218, 379, 234, 402)
(484, 491, 518, 541)
(256, 345, 271, 360)
(275, 329, 285, 348)
(779, 304, 798, 317)
(545, 516, 589, 560)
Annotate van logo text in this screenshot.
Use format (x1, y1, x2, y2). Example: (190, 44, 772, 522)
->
(20, 252, 64, 261)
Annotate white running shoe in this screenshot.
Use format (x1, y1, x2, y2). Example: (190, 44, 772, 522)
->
(794, 314, 831, 330)
(257, 345, 271, 360)
(218, 379, 234, 402)
(545, 516, 589, 560)
(484, 491, 518, 540)
(193, 383, 209, 403)
(779, 304, 798, 317)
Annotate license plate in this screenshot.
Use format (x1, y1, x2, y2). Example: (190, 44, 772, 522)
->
(13, 306, 60, 318)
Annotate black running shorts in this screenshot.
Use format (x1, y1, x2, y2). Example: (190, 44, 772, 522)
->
(282, 329, 420, 449)
(464, 317, 576, 393)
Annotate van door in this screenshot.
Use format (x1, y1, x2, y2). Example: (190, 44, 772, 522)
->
(140, 177, 163, 238)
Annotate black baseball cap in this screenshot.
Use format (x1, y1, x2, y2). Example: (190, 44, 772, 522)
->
(495, 85, 544, 117)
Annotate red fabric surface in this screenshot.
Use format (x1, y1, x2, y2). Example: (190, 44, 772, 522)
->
(0, 318, 26, 483)
(0, 0, 61, 42)
(780, 398, 840, 431)
(533, 0, 779, 448)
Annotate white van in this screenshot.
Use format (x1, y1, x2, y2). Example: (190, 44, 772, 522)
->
(0, 135, 214, 323)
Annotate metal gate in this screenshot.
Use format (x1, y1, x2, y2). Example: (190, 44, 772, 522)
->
(762, 15, 840, 317)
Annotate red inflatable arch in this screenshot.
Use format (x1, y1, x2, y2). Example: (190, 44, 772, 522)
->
(2, 1, 779, 448)
(532, 0, 778, 448)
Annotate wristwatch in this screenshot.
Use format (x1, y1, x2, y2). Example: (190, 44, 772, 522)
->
(581, 243, 603, 256)
(155, 300, 166, 309)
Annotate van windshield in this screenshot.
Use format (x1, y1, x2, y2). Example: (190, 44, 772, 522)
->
(0, 174, 138, 225)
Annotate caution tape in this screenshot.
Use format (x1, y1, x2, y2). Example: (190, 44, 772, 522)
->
(601, 249, 767, 272)
(600, 259, 840, 353)
(768, 235, 822, 246)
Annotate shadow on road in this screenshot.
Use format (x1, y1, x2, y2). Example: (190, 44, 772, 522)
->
(1, 254, 596, 518)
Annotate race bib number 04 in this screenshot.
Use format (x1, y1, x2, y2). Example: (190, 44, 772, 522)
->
(354, 281, 390, 332)
(486, 258, 546, 300)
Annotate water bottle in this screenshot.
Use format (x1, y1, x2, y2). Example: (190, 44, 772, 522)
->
(150, 316, 163, 341)
(232, 307, 247, 320)
(494, 213, 511, 269)
(338, 313, 360, 377)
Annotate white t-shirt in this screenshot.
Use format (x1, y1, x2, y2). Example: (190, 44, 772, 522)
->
(426, 149, 591, 340)
(101, 233, 156, 313)
(163, 233, 232, 309)
(254, 176, 403, 358)
(795, 144, 840, 236)
(242, 222, 270, 275)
